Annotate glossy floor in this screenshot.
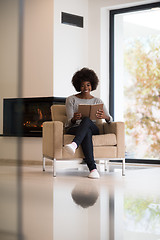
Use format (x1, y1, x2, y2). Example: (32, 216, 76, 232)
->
(0, 162, 160, 240)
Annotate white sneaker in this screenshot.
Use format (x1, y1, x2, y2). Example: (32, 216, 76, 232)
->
(64, 143, 76, 155)
(88, 169, 100, 179)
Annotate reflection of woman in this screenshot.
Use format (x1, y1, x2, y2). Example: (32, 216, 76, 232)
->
(71, 183, 99, 208)
(64, 68, 113, 179)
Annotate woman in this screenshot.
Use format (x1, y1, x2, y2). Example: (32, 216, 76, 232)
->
(64, 68, 112, 179)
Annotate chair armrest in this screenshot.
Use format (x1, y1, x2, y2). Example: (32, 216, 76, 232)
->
(103, 122, 125, 158)
(42, 121, 63, 159)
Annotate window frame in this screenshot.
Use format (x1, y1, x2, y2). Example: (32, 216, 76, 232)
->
(109, 2, 160, 163)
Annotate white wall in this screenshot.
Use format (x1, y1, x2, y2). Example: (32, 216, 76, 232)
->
(22, 0, 53, 97)
(53, 0, 88, 97)
(0, 0, 19, 161)
(0, 0, 19, 134)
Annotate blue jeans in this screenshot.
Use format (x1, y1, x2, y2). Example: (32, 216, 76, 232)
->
(66, 117, 99, 171)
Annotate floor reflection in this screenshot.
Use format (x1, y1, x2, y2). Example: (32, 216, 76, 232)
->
(53, 167, 160, 240)
(1, 165, 160, 240)
(71, 182, 99, 208)
(53, 176, 123, 240)
(124, 194, 160, 238)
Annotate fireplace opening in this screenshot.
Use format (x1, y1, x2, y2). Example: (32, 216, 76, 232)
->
(3, 97, 66, 137)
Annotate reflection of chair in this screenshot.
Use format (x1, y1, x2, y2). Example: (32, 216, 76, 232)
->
(42, 105, 125, 177)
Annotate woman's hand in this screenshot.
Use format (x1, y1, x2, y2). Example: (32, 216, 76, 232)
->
(96, 109, 110, 121)
(71, 112, 82, 123)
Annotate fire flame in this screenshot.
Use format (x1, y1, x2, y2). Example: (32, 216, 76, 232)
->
(37, 108, 43, 120)
(23, 108, 44, 128)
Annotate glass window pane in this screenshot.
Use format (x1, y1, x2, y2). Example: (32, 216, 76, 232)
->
(114, 8, 160, 160)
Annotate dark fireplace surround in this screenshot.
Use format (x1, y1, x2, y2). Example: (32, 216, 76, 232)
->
(3, 97, 66, 137)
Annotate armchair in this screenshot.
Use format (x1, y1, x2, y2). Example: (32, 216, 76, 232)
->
(42, 105, 125, 177)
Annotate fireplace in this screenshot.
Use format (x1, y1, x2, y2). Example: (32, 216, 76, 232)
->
(3, 97, 66, 137)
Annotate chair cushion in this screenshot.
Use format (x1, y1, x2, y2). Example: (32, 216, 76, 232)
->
(63, 133, 116, 146)
(93, 134, 116, 146)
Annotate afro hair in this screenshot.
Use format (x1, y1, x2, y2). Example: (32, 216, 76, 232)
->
(72, 68, 99, 92)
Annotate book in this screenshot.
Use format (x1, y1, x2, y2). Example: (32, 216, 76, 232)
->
(78, 103, 103, 120)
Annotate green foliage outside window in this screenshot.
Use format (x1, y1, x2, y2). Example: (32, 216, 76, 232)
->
(124, 36, 160, 159)
(124, 195, 160, 233)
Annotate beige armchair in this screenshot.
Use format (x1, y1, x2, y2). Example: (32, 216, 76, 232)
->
(42, 105, 125, 177)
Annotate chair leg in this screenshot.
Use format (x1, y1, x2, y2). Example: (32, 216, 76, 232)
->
(105, 160, 108, 171)
(53, 158, 56, 177)
(104, 160, 110, 173)
(122, 158, 125, 176)
(43, 156, 45, 171)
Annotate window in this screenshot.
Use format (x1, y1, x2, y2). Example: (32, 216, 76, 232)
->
(110, 2, 160, 161)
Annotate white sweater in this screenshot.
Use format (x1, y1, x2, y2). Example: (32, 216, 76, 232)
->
(65, 95, 113, 129)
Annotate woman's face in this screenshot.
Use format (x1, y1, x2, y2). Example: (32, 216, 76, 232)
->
(80, 81, 92, 94)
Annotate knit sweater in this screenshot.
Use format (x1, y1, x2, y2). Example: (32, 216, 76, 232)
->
(65, 95, 113, 129)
